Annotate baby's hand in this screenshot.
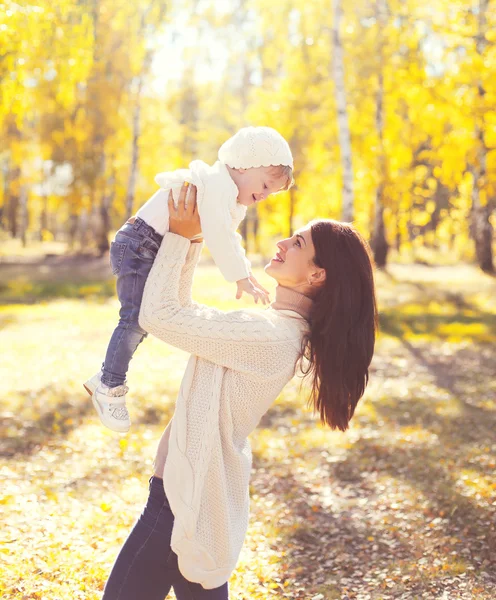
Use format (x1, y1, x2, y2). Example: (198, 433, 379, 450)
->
(236, 277, 270, 305)
(248, 273, 270, 297)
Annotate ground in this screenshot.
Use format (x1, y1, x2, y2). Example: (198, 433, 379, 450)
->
(0, 252, 495, 599)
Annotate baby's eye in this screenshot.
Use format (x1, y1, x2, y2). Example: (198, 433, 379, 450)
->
(263, 183, 268, 190)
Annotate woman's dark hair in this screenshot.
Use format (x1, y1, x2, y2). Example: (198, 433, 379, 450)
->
(301, 219, 378, 431)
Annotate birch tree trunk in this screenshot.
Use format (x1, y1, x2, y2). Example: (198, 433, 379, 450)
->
(370, 0, 389, 267)
(125, 84, 143, 219)
(125, 5, 159, 218)
(331, 0, 354, 222)
(238, 9, 254, 251)
(87, 0, 108, 252)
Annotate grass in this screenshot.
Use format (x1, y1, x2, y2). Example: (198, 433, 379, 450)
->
(1, 259, 495, 599)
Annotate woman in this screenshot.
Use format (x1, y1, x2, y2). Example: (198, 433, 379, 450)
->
(102, 183, 378, 600)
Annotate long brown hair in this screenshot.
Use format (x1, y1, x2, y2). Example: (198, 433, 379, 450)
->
(301, 219, 378, 431)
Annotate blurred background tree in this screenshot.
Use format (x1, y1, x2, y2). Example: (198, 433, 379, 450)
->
(0, 0, 494, 271)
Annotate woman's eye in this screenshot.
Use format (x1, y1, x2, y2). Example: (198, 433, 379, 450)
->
(294, 239, 301, 247)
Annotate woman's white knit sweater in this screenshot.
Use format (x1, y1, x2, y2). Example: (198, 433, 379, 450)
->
(139, 233, 312, 590)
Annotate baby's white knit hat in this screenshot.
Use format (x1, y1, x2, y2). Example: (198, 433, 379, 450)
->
(218, 126, 293, 170)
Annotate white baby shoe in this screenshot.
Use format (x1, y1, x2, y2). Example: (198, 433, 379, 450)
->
(84, 372, 131, 433)
(83, 371, 103, 396)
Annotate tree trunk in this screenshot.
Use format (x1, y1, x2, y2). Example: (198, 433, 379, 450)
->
(97, 169, 116, 256)
(87, 0, 109, 245)
(253, 205, 260, 254)
(40, 193, 48, 241)
(331, 0, 354, 222)
(19, 185, 28, 247)
(289, 186, 296, 236)
(68, 211, 79, 249)
(470, 0, 494, 273)
(471, 178, 494, 273)
(371, 191, 389, 267)
(79, 208, 91, 250)
(239, 215, 249, 254)
(125, 34, 153, 218)
(424, 180, 449, 247)
(7, 165, 21, 238)
(7, 193, 18, 238)
(474, 205, 493, 273)
(370, 0, 389, 267)
(395, 224, 401, 252)
(471, 145, 494, 274)
(125, 93, 142, 218)
(0, 161, 8, 231)
(97, 204, 111, 256)
(179, 69, 199, 161)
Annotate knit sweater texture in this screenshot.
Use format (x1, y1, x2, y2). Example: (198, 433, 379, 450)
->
(139, 233, 311, 589)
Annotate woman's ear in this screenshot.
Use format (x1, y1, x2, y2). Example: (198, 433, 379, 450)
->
(309, 268, 326, 286)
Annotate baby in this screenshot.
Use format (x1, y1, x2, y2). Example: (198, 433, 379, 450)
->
(84, 126, 294, 432)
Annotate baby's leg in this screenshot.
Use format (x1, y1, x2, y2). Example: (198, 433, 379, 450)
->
(87, 219, 162, 431)
(101, 225, 160, 388)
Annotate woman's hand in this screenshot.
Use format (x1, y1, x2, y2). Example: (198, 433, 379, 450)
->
(168, 183, 202, 241)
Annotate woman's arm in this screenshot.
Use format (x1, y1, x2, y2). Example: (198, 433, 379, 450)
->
(167, 182, 203, 308)
(139, 232, 299, 376)
(177, 241, 203, 307)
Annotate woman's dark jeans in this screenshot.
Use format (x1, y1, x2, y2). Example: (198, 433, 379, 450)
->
(102, 476, 229, 600)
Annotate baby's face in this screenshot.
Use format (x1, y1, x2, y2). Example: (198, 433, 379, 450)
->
(230, 166, 289, 207)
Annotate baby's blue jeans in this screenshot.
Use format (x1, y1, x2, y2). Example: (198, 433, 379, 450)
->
(101, 218, 162, 388)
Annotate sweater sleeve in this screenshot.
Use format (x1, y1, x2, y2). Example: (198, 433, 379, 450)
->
(139, 233, 299, 376)
(177, 242, 203, 307)
(198, 192, 251, 283)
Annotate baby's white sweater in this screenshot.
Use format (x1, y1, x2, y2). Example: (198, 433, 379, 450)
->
(139, 233, 310, 589)
(135, 160, 250, 282)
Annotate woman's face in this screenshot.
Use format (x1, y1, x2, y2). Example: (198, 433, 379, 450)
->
(265, 225, 319, 287)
